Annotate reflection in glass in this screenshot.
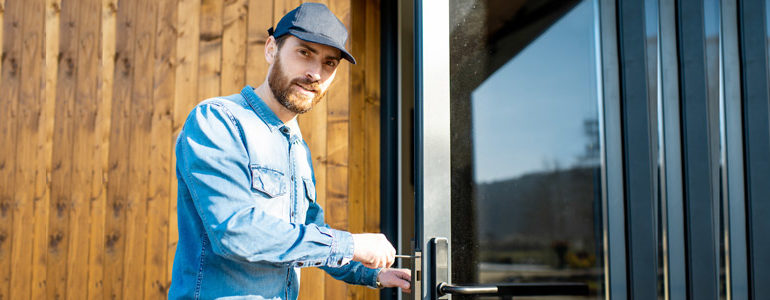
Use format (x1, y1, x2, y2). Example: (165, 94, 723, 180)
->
(449, 0, 604, 298)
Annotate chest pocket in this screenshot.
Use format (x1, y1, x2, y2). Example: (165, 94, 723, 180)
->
(250, 165, 286, 197)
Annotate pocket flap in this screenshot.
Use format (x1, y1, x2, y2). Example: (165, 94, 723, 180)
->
(250, 166, 285, 197)
(303, 178, 316, 202)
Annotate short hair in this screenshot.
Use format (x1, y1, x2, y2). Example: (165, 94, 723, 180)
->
(274, 34, 289, 49)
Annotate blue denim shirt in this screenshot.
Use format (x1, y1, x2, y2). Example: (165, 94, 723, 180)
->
(168, 86, 379, 299)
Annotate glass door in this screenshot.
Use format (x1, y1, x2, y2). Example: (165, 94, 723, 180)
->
(410, 0, 609, 299)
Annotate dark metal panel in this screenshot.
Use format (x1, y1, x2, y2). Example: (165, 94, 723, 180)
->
(413, 0, 424, 254)
(598, 0, 628, 298)
(658, 0, 687, 298)
(380, 1, 400, 299)
(617, 0, 659, 298)
(720, 0, 749, 298)
(738, 0, 770, 298)
(676, 0, 721, 298)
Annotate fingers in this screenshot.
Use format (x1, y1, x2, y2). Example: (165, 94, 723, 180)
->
(385, 254, 395, 268)
(351, 233, 397, 269)
(400, 280, 411, 293)
(377, 268, 412, 293)
(396, 277, 411, 293)
(395, 269, 411, 281)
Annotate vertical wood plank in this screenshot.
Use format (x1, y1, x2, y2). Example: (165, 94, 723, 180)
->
(144, 0, 176, 298)
(121, 0, 158, 298)
(362, 2, 381, 299)
(31, 0, 60, 298)
(170, 0, 201, 286)
(273, 0, 300, 22)
(172, 0, 200, 127)
(85, 0, 117, 298)
(0, 0, 23, 297)
(221, 0, 248, 94)
(0, 0, 4, 75)
(363, 0, 381, 236)
(347, 0, 365, 299)
(348, 0, 370, 298)
(326, 0, 352, 298)
(104, 0, 138, 297)
(198, 0, 223, 100)
(9, 0, 45, 299)
(348, 0, 366, 237)
(64, 0, 101, 298)
(245, 0, 271, 86)
(46, 0, 81, 298)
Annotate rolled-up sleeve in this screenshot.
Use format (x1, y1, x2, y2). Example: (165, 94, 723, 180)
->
(176, 102, 354, 268)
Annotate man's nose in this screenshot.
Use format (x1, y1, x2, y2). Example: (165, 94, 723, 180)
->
(305, 63, 322, 82)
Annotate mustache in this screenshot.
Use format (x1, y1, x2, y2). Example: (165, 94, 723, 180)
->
(292, 77, 321, 93)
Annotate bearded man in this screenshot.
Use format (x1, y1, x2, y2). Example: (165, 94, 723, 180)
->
(168, 3, 410, 299)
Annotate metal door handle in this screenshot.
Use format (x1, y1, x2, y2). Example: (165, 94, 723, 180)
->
(429, 237, 590, 298)
(436, 282, 589, 297)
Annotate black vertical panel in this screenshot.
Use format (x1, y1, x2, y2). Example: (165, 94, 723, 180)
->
(412, 0, 424, 251)
(738, 0, 770, 298)
(617, 0, 658, 298)
(380, 0, 399, 299)
(676, 0, 720, 298)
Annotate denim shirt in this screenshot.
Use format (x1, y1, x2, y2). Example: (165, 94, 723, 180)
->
(168, 86, 379, 300)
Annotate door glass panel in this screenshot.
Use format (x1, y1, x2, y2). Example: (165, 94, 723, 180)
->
(449, 0, 605, 298)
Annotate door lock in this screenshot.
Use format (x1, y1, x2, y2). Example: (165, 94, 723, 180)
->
(430, 237, 450, 299)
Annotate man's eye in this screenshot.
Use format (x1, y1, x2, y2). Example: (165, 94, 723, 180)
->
(326, 60, 338, 67)
(299, 49, 309, 56)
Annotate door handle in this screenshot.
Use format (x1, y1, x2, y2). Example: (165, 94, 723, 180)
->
(430, 237, 589, 298)
(437, 282, 589, 297)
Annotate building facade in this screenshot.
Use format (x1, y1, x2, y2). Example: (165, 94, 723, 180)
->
(387, 0, 770, 299)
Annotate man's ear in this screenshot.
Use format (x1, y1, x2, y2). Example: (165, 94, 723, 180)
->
(265, 35, 277, 64)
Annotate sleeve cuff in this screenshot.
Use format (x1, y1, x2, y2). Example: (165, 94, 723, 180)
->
(325, 228, 355, 267)
(366, 268, 382, 289)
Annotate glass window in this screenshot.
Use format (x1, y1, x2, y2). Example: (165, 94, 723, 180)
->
(449, 0, 605, 298)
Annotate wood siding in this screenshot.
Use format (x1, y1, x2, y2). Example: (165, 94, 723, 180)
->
(0, 0, 381, 299)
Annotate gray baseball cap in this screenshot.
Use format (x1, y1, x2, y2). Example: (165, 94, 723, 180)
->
(268, 3, 356, 64)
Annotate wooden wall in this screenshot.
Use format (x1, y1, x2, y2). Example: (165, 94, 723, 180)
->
(0, 0, 382, 299)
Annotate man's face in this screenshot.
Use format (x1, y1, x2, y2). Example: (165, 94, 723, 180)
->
(268, 35, 342, 114)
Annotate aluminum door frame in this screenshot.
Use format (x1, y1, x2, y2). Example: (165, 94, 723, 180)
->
(413, 0, 451, 299)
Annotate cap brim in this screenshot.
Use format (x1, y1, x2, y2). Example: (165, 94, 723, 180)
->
(288, 29, 357, 65)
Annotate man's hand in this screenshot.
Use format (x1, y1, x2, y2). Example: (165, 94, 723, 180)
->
(378, 268, 412, 293)
(352, 233, 396, 269)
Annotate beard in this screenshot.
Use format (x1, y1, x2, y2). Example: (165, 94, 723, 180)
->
(268, 55, 327, 114)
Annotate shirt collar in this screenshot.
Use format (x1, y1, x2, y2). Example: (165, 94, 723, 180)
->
(241, 85, 284, 132)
